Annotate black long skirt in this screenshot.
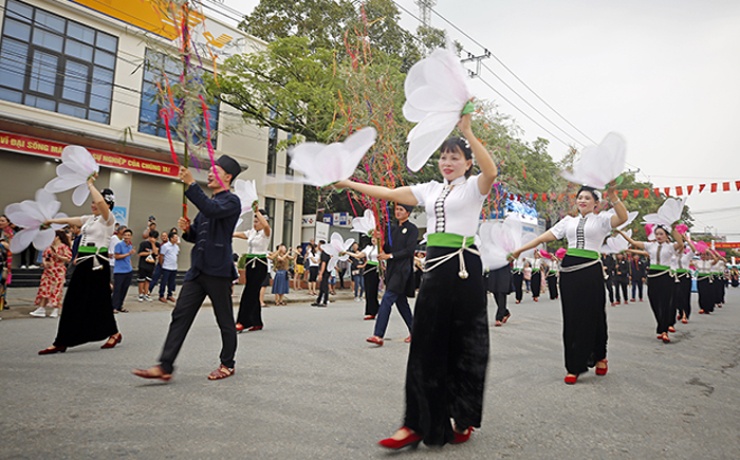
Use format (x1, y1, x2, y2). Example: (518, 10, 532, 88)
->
(647, 270, 674, 334)
(673, 274, 692, 319)
(404, 246, 489, 446)
(511, 271, 523, 301)
(558, 255, 607, 375)
(547, 273, 559, 299)
(237, 260, 267, 327)
(363, 267, 380, 316)
(697, 278, 714, 313)
(54, 255, 118, 348)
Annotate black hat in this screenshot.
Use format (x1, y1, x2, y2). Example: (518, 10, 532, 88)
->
(216, 155, 245, 182)
(101, 188, 115, 209)
(396, 203, 415, 213)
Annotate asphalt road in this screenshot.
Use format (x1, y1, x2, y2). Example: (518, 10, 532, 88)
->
(1, 288, 738, 459)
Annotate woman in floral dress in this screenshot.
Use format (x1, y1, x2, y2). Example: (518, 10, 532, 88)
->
(30, 230, 72, 318)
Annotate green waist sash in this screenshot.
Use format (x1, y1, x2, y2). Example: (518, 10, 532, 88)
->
(427, 233, 475, 249)
(565, 248, 599, 260)
(649, 264, 671, 271)
(245, 254, 267, 259)
(366, 260, 379, 266)
(78, 245, 107, 254)
(674, 268, 690, 274)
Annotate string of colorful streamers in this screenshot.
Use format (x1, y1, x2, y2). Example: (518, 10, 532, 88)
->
(199, 94, 226, 190)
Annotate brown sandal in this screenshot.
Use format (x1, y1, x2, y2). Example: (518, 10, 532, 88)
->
(132, 365, 172, 382)
(207, 364, 235, 381)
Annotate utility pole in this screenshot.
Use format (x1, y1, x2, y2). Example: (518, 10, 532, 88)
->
(416, 0, 436, 27)
(461, 49, 491, 78)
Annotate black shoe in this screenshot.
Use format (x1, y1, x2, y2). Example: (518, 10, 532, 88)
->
(311, 302, 320, 307)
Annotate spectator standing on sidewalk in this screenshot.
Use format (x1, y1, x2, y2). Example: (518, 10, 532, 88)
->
(157, 232, 180, 303)
(136, 230, 159, 302)
(111, 228, 135, 313)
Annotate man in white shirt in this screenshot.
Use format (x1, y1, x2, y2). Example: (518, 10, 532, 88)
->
(157, 233, 180, 303)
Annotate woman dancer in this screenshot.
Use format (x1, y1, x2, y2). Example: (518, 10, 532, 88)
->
(695, 249, 719, 314)
(511, 256, 525, 304)
(269, 244, 293, 306)
(233, 208, 270, 332)
(487, 264, 511, 327)
(337, 113, 497, 447)
(543, 252, 559, 300)
(30, 230, 72, 318)
(512, 186, 627, 384)
(673, 234, 698, 324)
(527, 250, 542, 301)
(38, 177, 122, 354)
(617, 225, 683, 343)
(711, 250, 727, 309)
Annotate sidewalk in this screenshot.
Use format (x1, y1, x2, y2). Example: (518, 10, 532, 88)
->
(0, 283, 360, 320)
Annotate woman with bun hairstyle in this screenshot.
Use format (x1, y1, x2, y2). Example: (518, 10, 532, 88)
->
(511, 186, 628, 384)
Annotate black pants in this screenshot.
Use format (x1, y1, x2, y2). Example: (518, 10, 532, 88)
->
(647, 270, 674, 334)
(112, 272, 133, 311)
(531, 271, 541, 299)
(614, 279, 628, 302)
(559, 255, 607, 375)
(404, 246, 488, 446)
(547, 273, 558, 299)
(605, 278, 614, 303)
(316, 270, 329, 304)
(237, 259, 267, 327)
(631, 279, 644, 300)
(363, 268, 380, 316)
(512, 271, 523, 301)
(491, 292, 509, 321)
(159, 273, 236, 374)
(337, 268, 346, 289)
(674, 274, 691, 319)
(697, 278, 714, 313)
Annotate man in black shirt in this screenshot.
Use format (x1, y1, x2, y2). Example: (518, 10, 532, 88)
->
(630, 254, 646, 302)
(613, 252, 630, 304)
(312, 240, 331, 307)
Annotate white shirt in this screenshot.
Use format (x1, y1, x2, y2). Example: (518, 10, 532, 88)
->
(160, 241, 180, 270)
(711, 260, 725, 273)
(695, 259, 713, 273)
(549, 212, 613, 252)
(362, 245, 378, 264)
(240, 228, 269, 255)
(643, 241, 677, 267)
(512, 257, 526, 270)
(79, 213, 116, 249)
(671, 245, 693, 271)
(411, 174, 487, 237)
(109, 234, 121, 266)
(307, 249, 319, 267)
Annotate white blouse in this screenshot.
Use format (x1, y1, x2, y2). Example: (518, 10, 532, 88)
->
(362, 245, 378, 263)
(549, 212, 613, 252)
(79, 213, 116, 249)
(240, 229, 269, 255)
(711, 260, 726, 273)
(695, 259, 714, 273)
(643, 242, 677, 267)
(671, 245, 693, 271)
(307, 250, 320, 267)
(410, 174, 487, 237)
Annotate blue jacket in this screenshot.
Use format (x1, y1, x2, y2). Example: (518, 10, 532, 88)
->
(182, 184, 240, 281)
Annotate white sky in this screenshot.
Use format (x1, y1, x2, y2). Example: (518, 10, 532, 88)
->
(218, 0, 740, 238)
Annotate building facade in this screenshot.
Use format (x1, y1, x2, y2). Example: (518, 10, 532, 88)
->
(0, 0, 303, 269)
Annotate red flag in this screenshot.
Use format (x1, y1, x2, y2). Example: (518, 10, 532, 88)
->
(723, 182, 730, 192)
(736, 181, 740, 191)
(541, 193, 547, 202)
(621, 189, 629, 200)
(633, 189, 640, 198)
(687, 185, 694, 195)
(711, 183, 718, 193)
(664, 187, 671, 196)
(643, 189, 650, 198)
(699, 184, 706, 193)
(532, 193, 538, 200)
(676, 186, 683, 196)
(654, 188, 661, 197)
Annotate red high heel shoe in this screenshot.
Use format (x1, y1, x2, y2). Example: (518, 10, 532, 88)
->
(101, 333, 122, 349)
(668, 326, 676, 333)
(366, 336, 384, 346)
(235, 323, 244, 332)
(564, 374, 578, 385)
(502, 313, 511, 324)
(661, 333, 671, 343)
(681, 318, 688, 324)
(595, 359, 608, 376)
(246, 325, 263, 332)
(38, 345, 67, 355)
(451, 427, 474, 444)
(378, 428, 422, 450)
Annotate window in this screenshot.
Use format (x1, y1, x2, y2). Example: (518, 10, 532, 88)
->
(266, 126, 278, 174)
(283, 201, 294, 248)
(0, 0, 117, 123)
(264, 197, 276, 249)
(138, 49, 219, 148)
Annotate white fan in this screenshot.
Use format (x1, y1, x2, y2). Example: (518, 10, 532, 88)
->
(350, 209, 376, 235)
(284, 127, 377, 186)
(602, 209, 638, 230)
(602, 229, 631, 254)
(478, 214, 526, 270)
(643, 197, 685, 226)
(44, 146, 100, 206)
(233, 179, 258, 230)
(403, 48, 472, 172)
(322, 232, 355, 272)
(560, 132, 626, 189)
(4, 189, 67, 253)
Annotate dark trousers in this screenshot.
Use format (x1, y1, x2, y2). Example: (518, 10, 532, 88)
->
(546, 274, 558, 299)
(148, 264, 162, 293)
(512, 271, 523, 301)
(614, 279, 628, 302)
(159, 269, 177, 298)
(491, 292, 509, 321)
(631, 279, 644, 300)
(237, 260, 267, 327)
(373, 290, 413, 337)
(363, 268, 379, 315)
(647, 271, 674, 334)
(158, 273, 236, 374)
(605, 278, 614, 303)
(337, 269, 346, 289)
(674, 274, 691, 319)
(316, 271, 329, 304)
(112, 272, 133, 311)
(560, 255, 607, 375)
(531, 271, 541, 299)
